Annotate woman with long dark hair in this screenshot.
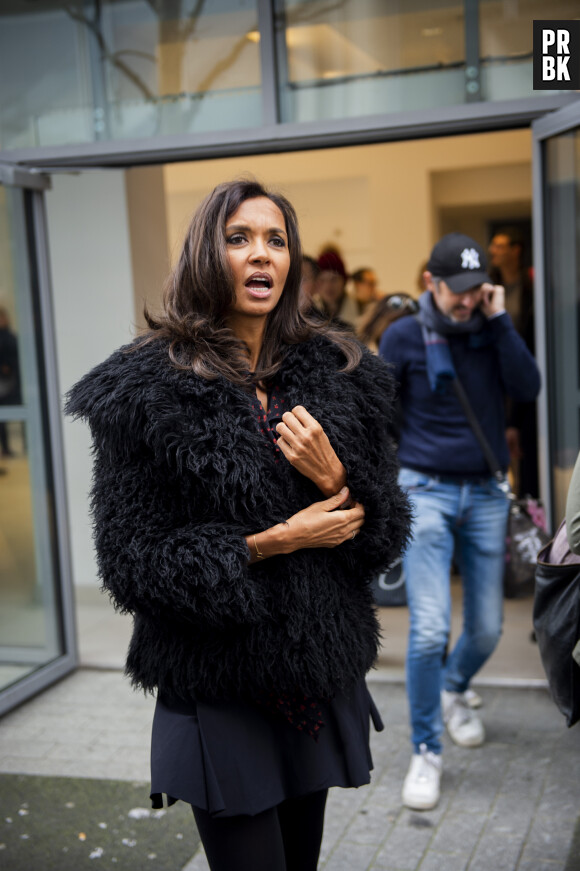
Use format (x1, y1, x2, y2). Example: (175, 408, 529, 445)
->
(356, 293, 419, 353)
(67, 179, 410, 871)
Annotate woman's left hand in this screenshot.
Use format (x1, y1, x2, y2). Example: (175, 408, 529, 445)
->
(276, 405, 347, 497)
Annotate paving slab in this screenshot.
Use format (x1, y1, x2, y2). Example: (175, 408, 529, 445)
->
(0, 670, 579, 871)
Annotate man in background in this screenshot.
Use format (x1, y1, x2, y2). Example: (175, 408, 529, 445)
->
(488, 227, 533, 338)
(379, 233, 540, 811)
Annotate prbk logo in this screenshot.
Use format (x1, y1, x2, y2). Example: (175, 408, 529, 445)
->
(533, 21, 580, 90)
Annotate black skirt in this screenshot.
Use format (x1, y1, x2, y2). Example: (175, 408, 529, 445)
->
(150, 679, 384, 818)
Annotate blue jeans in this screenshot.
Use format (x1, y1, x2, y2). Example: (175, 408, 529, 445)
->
(399, 468, 509, 755)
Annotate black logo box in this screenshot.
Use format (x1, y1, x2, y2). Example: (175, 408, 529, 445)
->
(533, 20, 580, 90)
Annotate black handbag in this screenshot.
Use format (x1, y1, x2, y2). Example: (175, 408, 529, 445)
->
(452, 379, 550, 598)
(533, 520, 580, 727)
(372, 556, 407, 607)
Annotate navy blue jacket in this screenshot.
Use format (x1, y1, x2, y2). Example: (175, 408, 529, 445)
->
(379, 312, 540, 477)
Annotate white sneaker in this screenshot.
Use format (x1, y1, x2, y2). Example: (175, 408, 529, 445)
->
(401, 744, 442, 810)
(441, 690, 485, 747)
(463, 688, 483, 709)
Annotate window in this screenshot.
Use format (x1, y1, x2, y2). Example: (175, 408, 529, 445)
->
(0, 0, 262, 149)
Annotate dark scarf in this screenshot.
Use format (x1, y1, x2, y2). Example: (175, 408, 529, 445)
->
(416, 291, 487, 394)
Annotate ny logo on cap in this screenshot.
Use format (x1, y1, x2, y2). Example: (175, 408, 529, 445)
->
(461, 248, 480, 270)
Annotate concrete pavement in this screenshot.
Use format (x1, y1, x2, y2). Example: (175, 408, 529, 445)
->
(0, 668, 578, 870)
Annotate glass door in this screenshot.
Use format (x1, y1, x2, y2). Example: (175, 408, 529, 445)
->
(532, 100, 580, 529)
(0, 173, 77, 715)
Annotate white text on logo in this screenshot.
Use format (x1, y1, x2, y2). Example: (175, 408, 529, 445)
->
(542, 29, 571, 81)
(461, 248, 480, 270)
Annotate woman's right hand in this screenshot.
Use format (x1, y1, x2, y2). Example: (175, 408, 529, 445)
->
(284, 487, 365, 552)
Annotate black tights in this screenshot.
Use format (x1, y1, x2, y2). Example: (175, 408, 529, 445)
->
(192, 789, 328, 871)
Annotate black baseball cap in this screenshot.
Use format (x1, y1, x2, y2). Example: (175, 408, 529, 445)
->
(426, 233, 491, 294)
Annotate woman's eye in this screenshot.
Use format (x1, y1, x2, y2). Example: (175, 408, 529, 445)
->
(227, 233, 246, 245)
(270, 236, 286, 248)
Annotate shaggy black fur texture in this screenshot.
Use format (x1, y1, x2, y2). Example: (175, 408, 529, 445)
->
(66, 334, 411, 702)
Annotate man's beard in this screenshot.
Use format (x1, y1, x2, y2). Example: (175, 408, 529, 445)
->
(449, 306, 472, 322)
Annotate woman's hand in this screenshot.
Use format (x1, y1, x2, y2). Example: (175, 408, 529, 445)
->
(246, 488, 364, 563)
(276, 405, 347, 497)
(284, 487, 365, 551)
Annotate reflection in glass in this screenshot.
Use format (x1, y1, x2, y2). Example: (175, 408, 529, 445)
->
(0, 423, 37, 641)
(283, 0, 465, 81)
(277, 0, 466, 122)
(0, 0, 262, 150)
(479, 0, 580, 101)
(0, 428, 53, 690)
(0, 185, 63, 696)
(544, 130, 580, 522)
(277, 0, 579, 123)
(0, 306, 23, 422)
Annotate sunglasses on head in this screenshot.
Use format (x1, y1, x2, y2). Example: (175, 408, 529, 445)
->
(384, 294, 419, 313)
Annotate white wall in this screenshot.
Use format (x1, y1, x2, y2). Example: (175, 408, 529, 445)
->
(125, 166, 171, 331)
(46, 171, 135, 591)
(163, 129, 532, 297)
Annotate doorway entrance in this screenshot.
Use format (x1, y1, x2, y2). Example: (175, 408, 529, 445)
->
(44, 126, 549, 684)
(3, 102, 580, 709)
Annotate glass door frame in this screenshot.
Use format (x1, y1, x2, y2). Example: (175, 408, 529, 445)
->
(0, 165, 78, 716)
(532, 99, 580, 532)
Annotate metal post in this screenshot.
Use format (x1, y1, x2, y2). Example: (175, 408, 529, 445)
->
(30, 188, 79, 667)
(464, 0, 481, 103)
(83, 0, 112, 141)
(531, 132, 553, 531)
(257, 0, 280, 126)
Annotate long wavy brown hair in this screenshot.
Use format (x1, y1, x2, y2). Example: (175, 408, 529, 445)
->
(140, 179, 362, 386)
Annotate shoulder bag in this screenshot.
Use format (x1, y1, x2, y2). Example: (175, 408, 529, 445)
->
(452, 379, 550, 599)
(533, 519, 580, 727)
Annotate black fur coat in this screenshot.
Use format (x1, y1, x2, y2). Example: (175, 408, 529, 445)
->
(66, 334, 410, 702)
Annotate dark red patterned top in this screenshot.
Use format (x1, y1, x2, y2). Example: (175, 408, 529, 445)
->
(250, 386, 286, 460)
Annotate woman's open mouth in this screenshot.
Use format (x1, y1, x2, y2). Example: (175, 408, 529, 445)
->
(245, 273, 273, 299)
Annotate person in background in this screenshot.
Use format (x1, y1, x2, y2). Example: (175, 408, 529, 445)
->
(351, 268, 381, 317)
(314, 250, 358, 328)
(300, 255, 320, 305)
(0, 306, 22, 459)
(66, 179, 410, 871)
(356, 293, 419, 354)
(379, 232, 540, 811)
(488, 226, 538, 498)
(488, 227, 533, 337)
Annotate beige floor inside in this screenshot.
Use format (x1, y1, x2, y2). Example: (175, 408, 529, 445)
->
(75, 580, 547, 686)
(376, 579, 546, 685)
